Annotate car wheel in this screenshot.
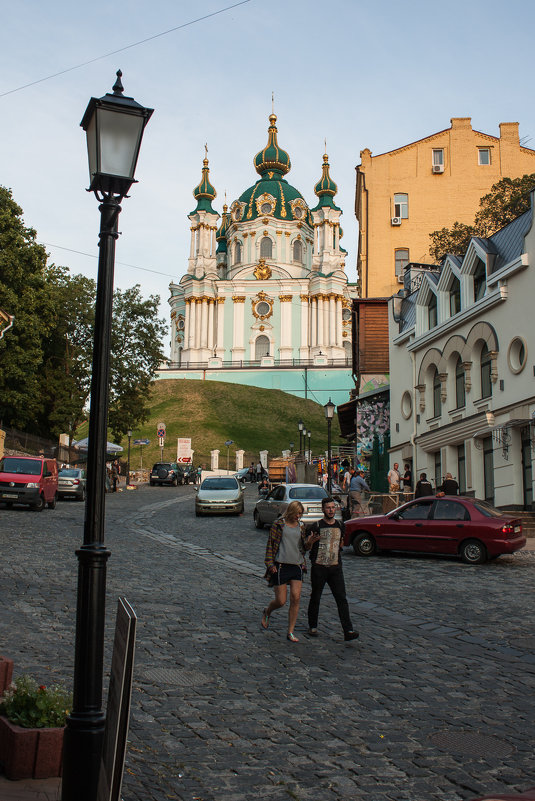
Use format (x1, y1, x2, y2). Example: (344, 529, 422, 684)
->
(173, 478, 178, 487)
(32, 495, 45, 512)
(254, 510, 264, 529)
(47, 494, 57, 509)
(195, 509, 202, 517)
(4, 502, 13, 509)
(460, 539, 487, 565)
(78, 489, 86, 502)
(352, 532, 376, 557)
(150, 480, 155, 486)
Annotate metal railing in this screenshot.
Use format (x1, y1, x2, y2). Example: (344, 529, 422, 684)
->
(161, 357, 352, 371)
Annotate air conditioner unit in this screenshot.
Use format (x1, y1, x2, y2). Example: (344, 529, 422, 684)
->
(391, 216, 402, 226)
(432, 164, 444, 174)
(396, 274, 404, 283)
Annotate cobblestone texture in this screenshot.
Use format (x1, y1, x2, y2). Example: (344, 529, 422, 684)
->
(1, 484, 534, 800)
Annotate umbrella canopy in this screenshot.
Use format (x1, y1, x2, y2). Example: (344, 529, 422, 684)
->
(73, 438, 124, 455)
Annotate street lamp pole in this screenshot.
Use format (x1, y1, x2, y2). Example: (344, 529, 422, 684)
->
(62, 72, 152, 801)
(303, 428, 308, 462)
(298, 419, 304, 456)
(324, 398, 335, 496)
(126, 429, 132, 487)
(307, 430, 311, 462)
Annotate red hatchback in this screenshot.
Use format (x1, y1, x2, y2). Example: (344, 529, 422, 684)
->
(343, 496, 525, 564)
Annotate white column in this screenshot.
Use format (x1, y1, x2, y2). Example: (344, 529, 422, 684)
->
(232, 298, 245, 360)
(317, 295, 324, 346)
(211, 228, 217, 257)
(311, 296, 317, 347)
(207, 300, 215, 351)
(189, 228, 195, 258)
(329, 295, 336, 346)
(188, 300, 196, 349)
(300, 296, 309, 350)
(200, 299, 208, 348)
(183, 303, 190, 351)
(216, 300, 225, 354)
(195, 300, 202, 350)
(335, 296, 342, 346)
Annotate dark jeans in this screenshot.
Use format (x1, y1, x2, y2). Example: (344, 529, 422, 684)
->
(307, 563, 353, 633)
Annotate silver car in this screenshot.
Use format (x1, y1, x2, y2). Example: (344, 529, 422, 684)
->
(58, 468, 86, 501)
(195, 476, 244, 517)
(253, 483, 342, 529)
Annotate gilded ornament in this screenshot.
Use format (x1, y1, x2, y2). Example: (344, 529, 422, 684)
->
(232, 295, 246, 303)
(279, 295, 292, 302)
(342, 332, 348, 338)
(254, 258, 272, 280)
(259, 325, 265, 331)
(300, 294, 310, 302)
(279, 184, 287, 217)
(216, 297, 226, 304)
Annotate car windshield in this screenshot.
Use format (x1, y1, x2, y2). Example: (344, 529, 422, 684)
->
(201, 478, 238, 490)
(153, 464, 172, 470)
(0, 458, 42, 476)
(288, 486, 327, 500)
(471, 499, 508, 518)
(60, 469, 80, 478)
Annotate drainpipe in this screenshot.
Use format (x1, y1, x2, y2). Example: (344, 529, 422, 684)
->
(410, 350, 417, 477)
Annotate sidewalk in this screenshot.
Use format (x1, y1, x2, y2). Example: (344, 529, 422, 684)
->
(0, 775, 60, 800)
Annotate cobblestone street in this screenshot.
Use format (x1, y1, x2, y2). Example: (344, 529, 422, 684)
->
(1, 483, 534, 801)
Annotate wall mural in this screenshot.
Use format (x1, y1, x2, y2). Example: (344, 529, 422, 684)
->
(356, 394, 390, 465)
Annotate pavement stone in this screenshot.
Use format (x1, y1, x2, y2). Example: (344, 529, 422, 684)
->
(1, 483, 535, 800)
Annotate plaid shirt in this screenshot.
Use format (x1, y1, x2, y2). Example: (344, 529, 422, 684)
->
(264, 519, 307, 578)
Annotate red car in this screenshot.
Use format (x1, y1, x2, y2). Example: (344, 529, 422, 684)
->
(343, 496, 525, 564)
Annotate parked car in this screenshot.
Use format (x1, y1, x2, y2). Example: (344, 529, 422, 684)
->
(253, 483, 342, 529)
(195, 476, 244, 516)
(0, 456, 58, 511)
(343, 495, 526, 564)
(58, 467, 86, 501)
(149, 462, 182, 486)
(234, 467, 250, 484)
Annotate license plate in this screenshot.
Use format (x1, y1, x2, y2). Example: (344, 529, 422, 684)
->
(2, 493, 17, 499)
(515, 526, 521, 534)
(308, 506, 322, 513)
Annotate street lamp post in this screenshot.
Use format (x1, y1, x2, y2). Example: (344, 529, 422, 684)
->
(307, 430, 311, 462)
(303, 428, 308, 462)
(289, 441, 294, 453)
(225, 440, 233, 474)
(324, 398, 336, 495)
(126, 429, 132, 487)
(62, 71, 153, 801)
(298, 419, 304, 456)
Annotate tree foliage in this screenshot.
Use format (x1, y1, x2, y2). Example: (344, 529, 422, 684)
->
(0, 186, 167, 442)
(429, 174, 535, 262)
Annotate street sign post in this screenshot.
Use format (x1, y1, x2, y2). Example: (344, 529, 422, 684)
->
(133, 439, 150, 470)
(224, 440, 234, 474)
(157, 423, 166, 460)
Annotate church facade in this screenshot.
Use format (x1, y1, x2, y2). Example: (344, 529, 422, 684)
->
(168, 114, 357, 375)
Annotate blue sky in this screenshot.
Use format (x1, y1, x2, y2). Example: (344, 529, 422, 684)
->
(1, 0, 534, 355)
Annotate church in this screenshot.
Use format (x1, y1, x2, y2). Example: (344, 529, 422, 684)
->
(165, 113, 357, 407)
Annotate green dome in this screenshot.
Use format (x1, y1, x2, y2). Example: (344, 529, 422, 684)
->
(311, 152, 341, 211)
(253, 114, 291, 177)
(192, 156, 216, 213)
(236, 176, 310, 224)
(216, 204, 229, 253)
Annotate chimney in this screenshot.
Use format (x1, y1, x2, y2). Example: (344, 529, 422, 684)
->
(450, 117, 472, 129)
(499, 122, 520, 144)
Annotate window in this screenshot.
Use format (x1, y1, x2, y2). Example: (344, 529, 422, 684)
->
(255, 335, 270, 360)
(428, 293, 438, 329)
(478, 148, 490, 165)
(234, 241, 242, 265)
(293, 240, 303, 263)
(433, 501, 469, 521)
(432, 149, 444, 166)
(449, 278, 461, 315)
(397, 500, 433, 520)
(432, 367, 442, 417)
(434, 450, 442, 491)
(260, 237, 272, 258)
(473, 258, 486, 300)
(480, 344, 492, 399)
(393, 193, 409, 219)
(457, 443, 466, 494)
(455, 357, 466, 409)
(395, 248, 409, 278)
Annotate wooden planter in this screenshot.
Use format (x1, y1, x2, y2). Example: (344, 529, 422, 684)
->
(0, 715, 64, 780)
(0, 657, 13, 696)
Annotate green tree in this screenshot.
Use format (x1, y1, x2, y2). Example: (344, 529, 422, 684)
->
(429, 174, 535, 262)
(108, 285, 167, 443)
(0, 187, 57, 431)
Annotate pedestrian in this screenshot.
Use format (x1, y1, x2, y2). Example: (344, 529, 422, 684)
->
(306, 497, 359, 641)
(248, 462, 255, 483)
(414, 472, 434, 498)
(437, 472, 459, 496)
(387, 462, 401, 493)
(261, 501, 308, 642)
(258, 475, 269, 496)
(111, 461, 119, 492)
(348, 469, 370, 516)
(403, 463, 412, 495)
(342, 465, 351, 493)
(256, 461, 262, 482)
(197, 464, 203, 484)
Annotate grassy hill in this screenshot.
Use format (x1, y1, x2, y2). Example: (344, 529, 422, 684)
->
(104, 379, 342, 469)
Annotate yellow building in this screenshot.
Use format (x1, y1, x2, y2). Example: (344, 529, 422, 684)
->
(355, 117, 535, 298)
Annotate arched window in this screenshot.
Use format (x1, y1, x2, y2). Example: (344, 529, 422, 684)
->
(395, 248, 409, 279)
(474, 258, 486, 301)
(433, 367, 442, 418)
(481, 343, 492, 398)
(255, 335, 270, 360)
(235, 241, 242, 265)
(455, 356, 466, 409)
(260, 237, 272, 258)
(450, 277, 461, 315)
(428, 294, 438, 329)
(293, 240, 303, 263)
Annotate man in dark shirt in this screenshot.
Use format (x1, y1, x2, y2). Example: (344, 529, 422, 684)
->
(414, 472, 433, 498)
(306, 497, 359, 641)
(437, 472, 459, 496)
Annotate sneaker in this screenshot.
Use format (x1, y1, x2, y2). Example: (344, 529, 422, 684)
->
(344, 630, 359, 641)
(308, 628, 318, 637)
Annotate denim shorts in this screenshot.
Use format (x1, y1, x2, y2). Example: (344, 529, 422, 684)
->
(269, 563, 304, 586)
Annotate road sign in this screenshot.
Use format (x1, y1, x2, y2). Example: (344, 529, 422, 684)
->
(177, 438, 192, 462)
(133, 439, 150, 446)
(158, 436, 165, 447)
(224, 440, 233, 447)
(157, 422, 166, 439)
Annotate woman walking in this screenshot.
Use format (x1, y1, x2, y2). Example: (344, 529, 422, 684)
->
(261, 501, 308, 642)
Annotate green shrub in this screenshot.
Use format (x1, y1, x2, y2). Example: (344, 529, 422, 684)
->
(0, 674, 71, 728)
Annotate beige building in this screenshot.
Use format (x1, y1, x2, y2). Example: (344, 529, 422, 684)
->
(355, 117, 535, 298)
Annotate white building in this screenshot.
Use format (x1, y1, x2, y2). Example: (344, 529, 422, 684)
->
(388, 197, 535, 509)
(168, 114, 356, 369)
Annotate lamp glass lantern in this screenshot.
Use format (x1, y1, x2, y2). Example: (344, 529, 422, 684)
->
(80, 70, 154, 197)
(324, 399, 336, 420)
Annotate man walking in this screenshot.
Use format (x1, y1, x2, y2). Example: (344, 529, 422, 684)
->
(306, 497, 359, 641)
(348, 469, 370, 516)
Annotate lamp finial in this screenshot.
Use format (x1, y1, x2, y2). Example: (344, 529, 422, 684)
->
(112, 70, 124, 96)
